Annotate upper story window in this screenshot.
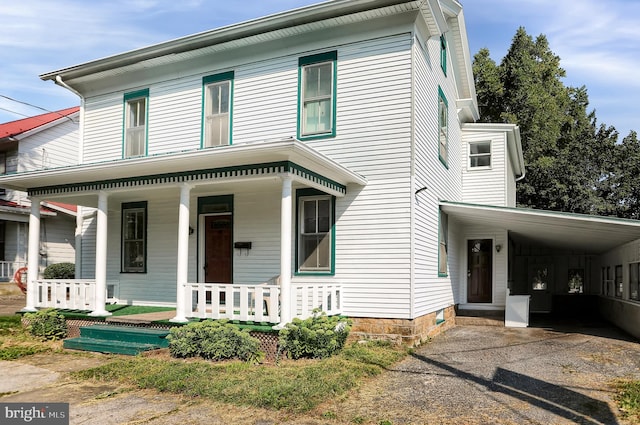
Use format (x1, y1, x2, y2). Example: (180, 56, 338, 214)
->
(121, 201, 147, 273)
(440, 34, 447, 75)
(296, 189, 334, 274)
(438, 87, 448, 167)
(0, 152, 6, 175)
(202, 71, 234, 147)
(298, 51, 337, 140)
(469, 141, 491, 168)
(123, 89, 149, 158)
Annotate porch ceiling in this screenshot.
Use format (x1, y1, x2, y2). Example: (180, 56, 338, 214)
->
(440, 201, 640, 254)
(0, 138, 367, 202)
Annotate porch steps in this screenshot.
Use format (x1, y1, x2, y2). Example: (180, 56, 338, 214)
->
(63, 324, 170, 355)
(455, 310, 505, 327)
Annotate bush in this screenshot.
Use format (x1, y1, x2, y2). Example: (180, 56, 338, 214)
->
(24, 308, 68, 340)
(278, 310, 352, 359)
(43, 263, 75, 279)
(167, 320, 263, 363)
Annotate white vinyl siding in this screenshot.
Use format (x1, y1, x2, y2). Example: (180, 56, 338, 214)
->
(461, 130, 508, 206)
(412, 30, 463, 317)
(17, 118, 78, 171)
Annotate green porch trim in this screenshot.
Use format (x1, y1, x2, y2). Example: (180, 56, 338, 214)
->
(28, 161, 346, 197)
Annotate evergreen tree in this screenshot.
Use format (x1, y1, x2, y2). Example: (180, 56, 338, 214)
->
(473, 27, 618, 215)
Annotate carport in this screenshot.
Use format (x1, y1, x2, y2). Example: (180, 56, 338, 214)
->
(440, 201, 640, 327)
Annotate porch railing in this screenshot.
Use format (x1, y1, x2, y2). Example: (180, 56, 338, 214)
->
(185, 281, 342, 323)
(34, 279, 96, 311)
(0, 261, 26, 281)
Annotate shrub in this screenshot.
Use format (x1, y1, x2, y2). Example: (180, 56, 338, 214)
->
(167, 320, 263, 363)
(278, 310, 352, 359)
(43, 263, 75, 279)
(24, 308, 68, 340)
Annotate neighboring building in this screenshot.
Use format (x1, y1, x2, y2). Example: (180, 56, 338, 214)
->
(0, 108, 80, 281)
(2, 0, 639, 341)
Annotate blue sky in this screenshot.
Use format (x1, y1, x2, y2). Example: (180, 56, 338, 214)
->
(1, 0, 638, 138)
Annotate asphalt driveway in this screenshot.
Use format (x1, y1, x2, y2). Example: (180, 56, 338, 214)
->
(339, 320, 640, 425)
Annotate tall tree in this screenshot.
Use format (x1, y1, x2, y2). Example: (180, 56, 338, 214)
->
(473, 27, 615, 214)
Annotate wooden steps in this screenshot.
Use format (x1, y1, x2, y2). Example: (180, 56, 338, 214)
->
(63, 324, 170, 355)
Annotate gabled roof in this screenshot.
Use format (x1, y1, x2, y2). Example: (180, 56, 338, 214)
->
(0, 106, 79, 140)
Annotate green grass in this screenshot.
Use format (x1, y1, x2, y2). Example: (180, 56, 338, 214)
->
(614, 379, 640, 423)
(0, 314, 54, 359)
(74, 341, 407, 413)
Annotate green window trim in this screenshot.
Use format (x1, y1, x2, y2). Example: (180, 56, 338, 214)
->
(122, 89, 149, 159)
(440, 34, 447, 76)
(121, 201, 148, 273)
(295, 188, 335, 275)
(201, 71, 234, 148)
(297, 51, 337, 141)
(438, 86, 449, 168)
(438, 209, 448, 277)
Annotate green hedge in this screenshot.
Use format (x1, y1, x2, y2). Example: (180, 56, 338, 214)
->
(43, 263, 75, 279)
(278, 310, 351, 359)
(167, 320, 263, 363)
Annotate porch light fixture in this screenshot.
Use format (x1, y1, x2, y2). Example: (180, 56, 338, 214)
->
(495, 244, 502, 253)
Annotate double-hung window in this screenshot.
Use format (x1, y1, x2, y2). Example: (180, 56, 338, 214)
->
(469, 141, 491, 168)
(122, 201, 147, 273)
(298, 51, 337, 139)
(438, 210, 448, 277)
(438, 87, 448, 166)
(123, 89, 149, 158)
(297, 189, 334, 273)
(202, 71, 233, 147)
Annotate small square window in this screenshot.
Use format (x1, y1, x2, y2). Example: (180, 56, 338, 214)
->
(470, 141, 491, 168)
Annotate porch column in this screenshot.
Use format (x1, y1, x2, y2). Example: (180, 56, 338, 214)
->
(23, 198, 41, 312)
(171, 183, 192, 323)
(278, 176, 293, 327)
(90, 191, 111, 316)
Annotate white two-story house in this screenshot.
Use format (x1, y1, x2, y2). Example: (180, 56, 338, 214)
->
(0, 108, 79, 282)
(3, 0, 640, 342)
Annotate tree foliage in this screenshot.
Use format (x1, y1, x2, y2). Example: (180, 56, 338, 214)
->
(473, 27, 630, 216)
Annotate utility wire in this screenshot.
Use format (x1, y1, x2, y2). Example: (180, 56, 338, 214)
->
(0, 95, 75, 123)
(0, 107, 33, 119)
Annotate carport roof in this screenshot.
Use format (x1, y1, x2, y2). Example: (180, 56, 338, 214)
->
(440, 201, 640, 254)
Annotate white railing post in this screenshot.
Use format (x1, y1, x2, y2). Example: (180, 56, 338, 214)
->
(277, 176, 293, 328)
(90, 191, 111, 316)
(171, 183, 192, 323)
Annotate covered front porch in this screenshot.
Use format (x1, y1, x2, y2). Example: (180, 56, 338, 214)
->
(1, 138, 366, 327)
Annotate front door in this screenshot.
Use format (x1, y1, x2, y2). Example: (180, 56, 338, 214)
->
(204, 215, 232, 284)
(467, 239, 493, 303)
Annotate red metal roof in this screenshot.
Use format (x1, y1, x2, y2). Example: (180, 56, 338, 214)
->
(0, 106, 79, 139)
